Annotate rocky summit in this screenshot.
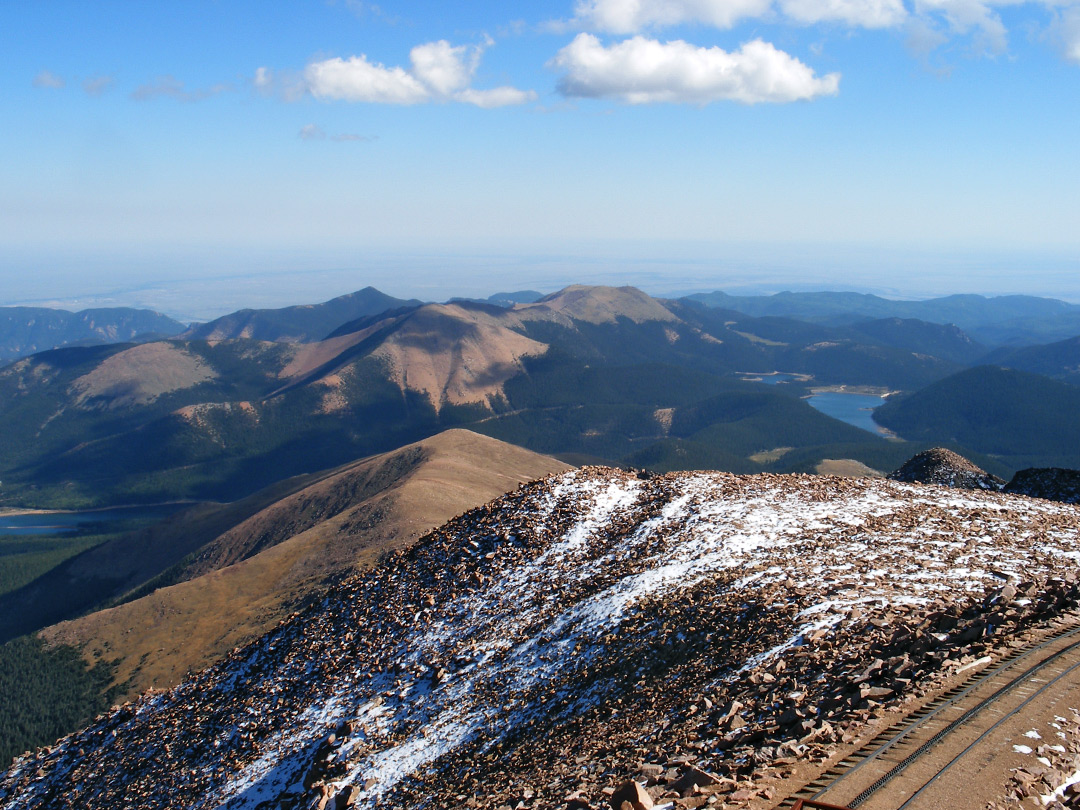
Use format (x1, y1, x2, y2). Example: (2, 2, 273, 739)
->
(1004, 467, 1080, 504)
(888, 447, 1004, 490)
(3, 468, 1080, 810)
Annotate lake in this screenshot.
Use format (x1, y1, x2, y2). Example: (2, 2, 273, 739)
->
(806, 392, 889, 435)
(0, 504, 192, 536)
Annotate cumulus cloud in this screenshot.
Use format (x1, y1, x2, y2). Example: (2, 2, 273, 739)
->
(299, 123, 327, 140)
(571, 0, 910, 31)
(131, 76, 232, 102)
(82, 75, 115, 97)
(780, 0, 908, 28)
(566, 0, 1080, 64)
(305, 55, 429, 103)
(551, 33, 840, 104)
(32, 69, 64, 89)
(302, 39, 535, 107)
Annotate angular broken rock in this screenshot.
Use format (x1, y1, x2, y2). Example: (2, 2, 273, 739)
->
(669, 767, 721, 796)
(610, 780, 654, 810)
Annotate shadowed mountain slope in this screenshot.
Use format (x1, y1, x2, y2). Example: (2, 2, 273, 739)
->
(874, 366, 1080, 469)
(0, 306, 185, 363)
(38, 430, 570, 696)
(181, 287, 420, 343)
(983, 334, 1080, 386)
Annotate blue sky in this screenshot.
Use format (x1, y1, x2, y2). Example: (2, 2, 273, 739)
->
(2, 0, 1079, 317)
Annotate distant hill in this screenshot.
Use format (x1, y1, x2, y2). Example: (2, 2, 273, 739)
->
(874, 365, 1080, 469)
(181, 286, 420, 343)
(448, 290, 545, 307)
(982, 335, 1080, 386)
(686, 290, 1080, 347)
(845, 317, 987, 365)
(0, 306, 185, 364)
(36, 430, 569, 696)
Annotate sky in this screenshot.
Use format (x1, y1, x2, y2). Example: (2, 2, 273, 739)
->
(2, 0, 1079, 319)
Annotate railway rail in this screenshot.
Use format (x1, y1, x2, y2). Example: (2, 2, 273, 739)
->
(775, 610, 1080, 810)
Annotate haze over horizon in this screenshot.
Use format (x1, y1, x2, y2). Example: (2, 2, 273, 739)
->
(3, 0, 1078, 318)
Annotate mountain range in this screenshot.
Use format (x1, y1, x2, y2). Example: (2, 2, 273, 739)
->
(4, 283, 1080, 512)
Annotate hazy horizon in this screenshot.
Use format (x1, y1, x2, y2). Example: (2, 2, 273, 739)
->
(2, 240, 1078, 322)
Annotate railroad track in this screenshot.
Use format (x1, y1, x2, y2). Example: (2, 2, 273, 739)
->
(775, 610, 1080, 810)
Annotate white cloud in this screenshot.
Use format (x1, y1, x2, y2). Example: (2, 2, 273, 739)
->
(302, 39, 535, 107)
(572, 0, 772, 33)
(32, 69, 64, 89)
(781, 0, 908, 27)
(551, 33, 840, 104)
(409, 40, 478, 95)
(456, 86, 540, 107)
(304, 55, 429, 103)
(299, 124, 326, 140)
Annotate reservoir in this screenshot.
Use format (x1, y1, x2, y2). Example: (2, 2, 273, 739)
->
(806, 392, 889, 436)
(0, 503, 192, 536)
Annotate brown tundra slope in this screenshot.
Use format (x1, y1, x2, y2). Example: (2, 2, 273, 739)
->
(39, 429, 570, 696)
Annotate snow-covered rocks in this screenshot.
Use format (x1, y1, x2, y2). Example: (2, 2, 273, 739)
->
(3, 467, 1080, 810)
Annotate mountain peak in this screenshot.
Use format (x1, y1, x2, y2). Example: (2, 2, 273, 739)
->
(520, 284, 678, 325)
(888, 447, 1004, 490)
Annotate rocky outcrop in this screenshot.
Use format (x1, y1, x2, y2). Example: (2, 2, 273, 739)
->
(4, 468, 1080, 810)
(1004, 468, 1080, 504)
(888, 447, 1004, 490)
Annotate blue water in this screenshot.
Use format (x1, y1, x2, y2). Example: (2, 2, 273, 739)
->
(0, 504, 190, 536)
(806, 392, 888, 435)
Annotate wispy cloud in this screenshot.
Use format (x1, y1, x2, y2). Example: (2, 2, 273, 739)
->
(550, 33, 840, 104)
(299, 124, 377, 142)
(82, 75, 115, 97)
(32, 69, 65, 89)
(131, 76, 232, 102)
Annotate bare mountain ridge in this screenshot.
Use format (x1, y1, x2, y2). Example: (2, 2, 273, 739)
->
(180, 287, 421, 343)
(37, 430, 570, 696)
(0, 306, 185, 364)
(6, 467, 1080, 809)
